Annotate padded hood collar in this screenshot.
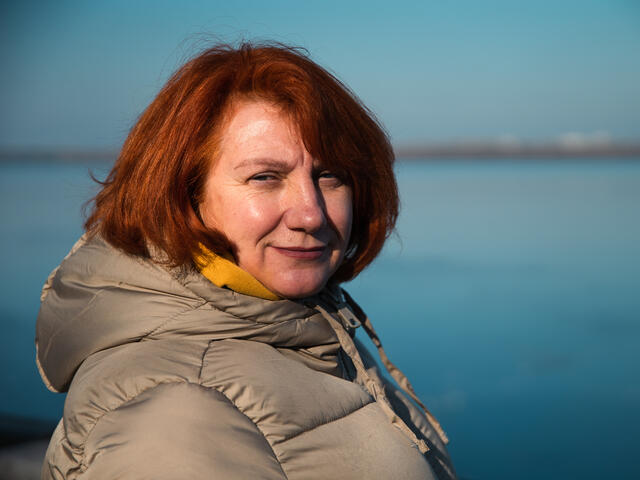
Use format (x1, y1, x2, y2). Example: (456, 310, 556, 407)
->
(36, 235, 450, 449)
(36, 235, 340, 393)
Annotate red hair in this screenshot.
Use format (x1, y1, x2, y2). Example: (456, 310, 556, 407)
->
(85, 42, 398, 282)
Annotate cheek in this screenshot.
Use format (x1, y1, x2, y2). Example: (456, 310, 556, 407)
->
(243, 199, 271, 224)
(327, 191, 353, 245)
(201, 185, 271, 233)
(221, 194, 282, 246)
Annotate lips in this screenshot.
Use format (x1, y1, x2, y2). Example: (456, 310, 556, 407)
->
(271, 245, 327, 260)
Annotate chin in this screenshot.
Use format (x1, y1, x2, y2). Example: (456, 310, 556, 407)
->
(268, 272, 329, 299)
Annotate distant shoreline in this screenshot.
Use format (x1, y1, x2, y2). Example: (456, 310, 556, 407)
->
(1, 142, 640, 163)
(0, 149, 118, 163)
(394, 142, 640, 160)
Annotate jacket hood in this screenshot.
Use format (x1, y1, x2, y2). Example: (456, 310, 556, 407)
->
(37, 235, 451, 454)
(36, 235, 340, 393)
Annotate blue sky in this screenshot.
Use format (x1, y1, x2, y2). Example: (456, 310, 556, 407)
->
(1, 0, 639, 149)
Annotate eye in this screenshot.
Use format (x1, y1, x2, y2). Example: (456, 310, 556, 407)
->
(249, 172, 279, 182)
(317, 170, 343, 187)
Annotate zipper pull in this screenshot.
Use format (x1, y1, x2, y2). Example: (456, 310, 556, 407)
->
(319, 286, 362, 331)
(336, 303, 361, 330)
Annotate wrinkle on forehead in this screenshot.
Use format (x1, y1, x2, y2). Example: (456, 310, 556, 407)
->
(203, 97, 320, 182)
(219, 100, 310, 165)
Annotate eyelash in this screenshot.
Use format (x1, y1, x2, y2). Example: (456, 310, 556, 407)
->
(318, 171, 345, 187)
(250, 173, 279, 182)
(248, 171, 344, 186)
(318, 171, 337, 179)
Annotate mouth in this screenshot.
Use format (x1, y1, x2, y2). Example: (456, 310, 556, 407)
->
(271, 245, 327, 260)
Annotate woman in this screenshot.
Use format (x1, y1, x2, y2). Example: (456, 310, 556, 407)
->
(36, 43, 456, 479)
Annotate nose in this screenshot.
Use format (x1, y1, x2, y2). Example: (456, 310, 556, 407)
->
(282, 178, 327, 233)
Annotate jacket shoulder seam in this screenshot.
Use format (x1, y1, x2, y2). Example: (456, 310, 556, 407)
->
(198, 340, 289, 479)
(198, 340, 288, 480)
(203, 381, 290, 479)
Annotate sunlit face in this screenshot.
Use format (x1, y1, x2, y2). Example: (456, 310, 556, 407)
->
(200, 100, 352, 298)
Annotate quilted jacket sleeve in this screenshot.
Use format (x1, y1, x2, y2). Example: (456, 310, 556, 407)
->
(43, 382, 288, 480)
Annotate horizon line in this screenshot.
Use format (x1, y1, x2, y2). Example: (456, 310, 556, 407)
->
(1, 140, 640, 162)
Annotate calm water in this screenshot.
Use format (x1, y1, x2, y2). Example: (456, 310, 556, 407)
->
(1, 159, 639, 479)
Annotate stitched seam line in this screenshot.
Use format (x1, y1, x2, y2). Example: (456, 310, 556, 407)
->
(198, 340, 213, 384)
(78, 379, 189, 470)
(207, 382, 290, 480)
(273, 399, 373, 446)
(245, 309, 320, 325)
(190, 295, 318, 325)
(77, 380, 289, 479)
(77, 336, 211, 447)
(199, 340, 288, 477)
(231, 311, 318, 327)
(143, 299, 209, 338)
(158, 300, 317, 331)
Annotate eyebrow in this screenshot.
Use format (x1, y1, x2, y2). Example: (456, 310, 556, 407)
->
(233, 158, 292, 171)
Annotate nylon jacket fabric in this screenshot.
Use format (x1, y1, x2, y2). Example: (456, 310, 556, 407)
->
(36, 236, 456, 479)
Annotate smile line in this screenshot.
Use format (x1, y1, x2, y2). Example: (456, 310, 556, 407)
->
(271, 246, 327, 259)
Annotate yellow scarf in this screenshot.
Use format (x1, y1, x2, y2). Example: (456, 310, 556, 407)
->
(195, 246, 280, 301)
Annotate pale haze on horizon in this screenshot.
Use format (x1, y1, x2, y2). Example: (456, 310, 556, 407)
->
(1, 0, 639, 150)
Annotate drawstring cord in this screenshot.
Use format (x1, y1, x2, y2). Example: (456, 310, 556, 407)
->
(311, 286, 449, 454)
(313, 302, 431, 454)
(341, 289, 449, 445)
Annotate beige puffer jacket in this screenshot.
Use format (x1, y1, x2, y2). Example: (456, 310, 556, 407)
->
(36, 236, 456, 479)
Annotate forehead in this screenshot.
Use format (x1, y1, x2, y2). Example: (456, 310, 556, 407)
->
(221, 100, 297, 147)
(214, 99, 322, 169)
